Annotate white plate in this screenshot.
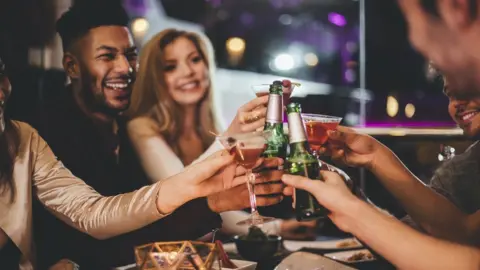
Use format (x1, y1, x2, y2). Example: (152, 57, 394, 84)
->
(212, 259, 257, 270)
(324, 249, 375, 263)
(222, 242, 238, 254)
(275, 251, 357, 270)
(283, 238, 363, 252)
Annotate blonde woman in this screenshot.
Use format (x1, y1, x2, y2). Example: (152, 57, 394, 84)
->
(127, 29, 315, 238)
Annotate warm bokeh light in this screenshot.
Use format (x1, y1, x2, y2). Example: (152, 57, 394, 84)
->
(226, 37, 246, 54)
(405, 103, 415, 118)
(131, 18, 149, 34)
(304, 53, 319, 66)
(386, 96, 399, 117)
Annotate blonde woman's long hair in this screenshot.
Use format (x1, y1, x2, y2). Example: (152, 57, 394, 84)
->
(127, 29, 219, 161)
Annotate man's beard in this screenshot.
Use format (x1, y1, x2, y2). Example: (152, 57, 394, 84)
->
(80, 83, 124, 118)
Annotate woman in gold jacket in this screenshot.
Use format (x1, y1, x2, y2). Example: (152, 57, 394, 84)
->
(0, 58, 248, 269)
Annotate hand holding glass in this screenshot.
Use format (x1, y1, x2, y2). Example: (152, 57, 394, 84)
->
(217, 130, 276, 226)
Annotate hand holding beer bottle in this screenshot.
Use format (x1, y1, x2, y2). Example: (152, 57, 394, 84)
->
(284, 103, 328, 221)
(281, 170, 359, 232)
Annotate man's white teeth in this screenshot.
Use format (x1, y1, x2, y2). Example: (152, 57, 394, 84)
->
(181, 82, 197, 90)
(462, 111, 479, 121)
(105, 83, 128, 89)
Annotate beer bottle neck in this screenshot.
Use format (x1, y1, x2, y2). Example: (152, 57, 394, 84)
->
(266, 93, 283, 124)
(287, 112, 307, 143)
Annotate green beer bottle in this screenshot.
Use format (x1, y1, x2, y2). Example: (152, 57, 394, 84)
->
(285, 103, 328, 221)
(262, 81, 288, 159)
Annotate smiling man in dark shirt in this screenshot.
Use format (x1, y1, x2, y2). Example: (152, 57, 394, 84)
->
(403, 69, 480, 229)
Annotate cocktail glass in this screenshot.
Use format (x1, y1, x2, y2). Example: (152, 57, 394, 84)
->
(217, 130, 276, 226)
(302, 114, 343, 157)
(251, 84, 270, 98)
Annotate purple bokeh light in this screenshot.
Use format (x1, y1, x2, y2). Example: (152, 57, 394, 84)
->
(240, 12, 255, 26)
(123, 0, 146, 15)
(328, 12, 347, 27)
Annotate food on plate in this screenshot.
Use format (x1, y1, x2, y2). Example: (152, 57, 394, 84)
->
(346, 251, 374, 262)
(336, 239, 361, 248)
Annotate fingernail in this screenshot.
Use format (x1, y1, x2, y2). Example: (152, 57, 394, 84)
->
(327, 130, 336, 136)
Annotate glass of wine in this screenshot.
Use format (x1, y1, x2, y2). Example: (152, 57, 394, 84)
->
(301, 113, 342, 158)
(217, 130, 276, 226)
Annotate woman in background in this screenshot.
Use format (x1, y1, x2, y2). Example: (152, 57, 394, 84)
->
(127, 29, 315, 239)
(0, 56, 253, 270)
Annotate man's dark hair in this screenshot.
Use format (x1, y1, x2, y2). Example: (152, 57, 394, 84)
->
(419, 0, 478, 18)
(56, 0, 130, 52)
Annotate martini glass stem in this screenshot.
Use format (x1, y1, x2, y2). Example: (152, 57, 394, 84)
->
(246, 169, 260, 222)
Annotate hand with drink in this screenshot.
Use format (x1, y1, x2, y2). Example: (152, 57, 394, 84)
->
(207, 157, 284, 213)
(158, 150, 283, 214)
(319, 126, 388, 170)
(217, 130, 281, 225)
(282, 170, 360, 233)
(230, 80, 353, 227)
(224, 95, 269, 136)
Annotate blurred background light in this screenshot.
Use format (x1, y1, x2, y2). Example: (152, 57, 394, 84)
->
(226, 37, 246, 54)
(386, 95, 399, 117)
(328, 12, 347, 27)
(303, 52, 319, 67)
(273, 53, 295, 71)
(405, 103, 415, 118)
(131, 17, 149, 35)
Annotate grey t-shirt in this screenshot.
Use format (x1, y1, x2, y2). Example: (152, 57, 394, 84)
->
(403, 141, 480, 229)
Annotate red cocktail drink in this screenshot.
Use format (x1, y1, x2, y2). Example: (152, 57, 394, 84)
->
(231, 146, 266, 168)
(302, 114, 342, 156)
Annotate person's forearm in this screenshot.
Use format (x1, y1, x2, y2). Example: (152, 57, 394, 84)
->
(343, 200, 480, 270)
(369, 146, 473, 243)
(155, 175, 197, 214)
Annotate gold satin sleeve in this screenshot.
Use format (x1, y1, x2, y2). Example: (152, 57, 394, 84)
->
(30, 129, 167, 240)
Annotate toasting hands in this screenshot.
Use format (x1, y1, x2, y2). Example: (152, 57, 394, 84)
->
(319, 126, 387, 170)
(282, 171, 359, 233)
(207, 156, 285, 213)
(156, 148, 284, 214)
